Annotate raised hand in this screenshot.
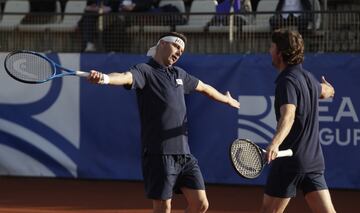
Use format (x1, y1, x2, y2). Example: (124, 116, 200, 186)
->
(321, 76, 335, 98)
(225, 91, 240, 109)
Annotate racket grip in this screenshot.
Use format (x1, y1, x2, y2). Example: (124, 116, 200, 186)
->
(277, 149, 293, 157)
(75, 71, 90, 77)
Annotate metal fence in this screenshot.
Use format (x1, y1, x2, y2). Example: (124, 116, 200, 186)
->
(0, 10, 359, 53)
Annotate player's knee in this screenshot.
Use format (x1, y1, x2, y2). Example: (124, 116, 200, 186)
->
(260, 205, 271, 213)
(260, 204, 286, 213)
(260, 203, 269, 213)
(154, 205, 171, 212)
(200, 199, 209, 212)
(153, 200, 171, 212)
(191, 199, 209, 213)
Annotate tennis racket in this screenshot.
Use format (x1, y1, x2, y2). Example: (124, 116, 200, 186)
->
(229, 138, 293, 179)
(4, 50, 89, 84)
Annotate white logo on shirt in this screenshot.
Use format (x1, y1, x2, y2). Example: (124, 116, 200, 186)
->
(176, 79, 183, 85)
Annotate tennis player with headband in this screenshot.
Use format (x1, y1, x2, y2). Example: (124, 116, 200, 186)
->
(87, 32, 240, 213)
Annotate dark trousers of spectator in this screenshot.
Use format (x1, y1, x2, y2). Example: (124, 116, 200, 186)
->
(102, 15, 129, 52)
(79, 11, 132, 52)
(80, 11, 98, 46)
(250, 0, 260, 11)
(270, 13, 312, 36)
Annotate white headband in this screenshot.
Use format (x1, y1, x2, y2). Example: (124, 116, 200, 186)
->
(146, 36, 185, 57)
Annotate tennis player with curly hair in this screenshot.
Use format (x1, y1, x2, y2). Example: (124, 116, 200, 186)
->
(261, 29, 336, 213)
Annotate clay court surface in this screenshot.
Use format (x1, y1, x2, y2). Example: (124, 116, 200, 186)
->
(0, 177, 358, 213)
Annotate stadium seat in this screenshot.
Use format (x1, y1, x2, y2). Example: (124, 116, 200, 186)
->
(175, 0, 216, 33)
(18, 1, 62, 32)
(0, 0, 30, 31)
(242, 0, 278, 33)
(159, 0, 185, 13)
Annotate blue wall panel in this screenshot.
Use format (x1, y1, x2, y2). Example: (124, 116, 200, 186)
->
(0, 53, 359, 189)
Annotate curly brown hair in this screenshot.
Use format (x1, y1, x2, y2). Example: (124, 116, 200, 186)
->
(271, 29, 304, 65)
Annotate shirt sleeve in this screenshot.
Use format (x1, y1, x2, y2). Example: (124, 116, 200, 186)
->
(311, 74, 322, 98)
(276, 78, 298, 107)
(305, 71, 322, 98)
(126, 64, 146, 90)
(316, 80, 322, 98)
(176, 67, 199, 94)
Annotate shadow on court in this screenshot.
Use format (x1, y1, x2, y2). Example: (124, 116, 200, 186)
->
(0, 177, 358, 213)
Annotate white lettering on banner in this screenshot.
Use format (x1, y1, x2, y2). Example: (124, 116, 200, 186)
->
(319, 99, 333, 122)
(319, 97, 359, 123)
(238, 96, 360, 147)
(320, 128, 360, 146)
(355, 129, 360, 145)
(335, 97, 359, 122)
(318, 97, 359, 146)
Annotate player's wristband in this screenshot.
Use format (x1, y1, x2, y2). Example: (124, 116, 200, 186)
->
(100, 74, 110, 84)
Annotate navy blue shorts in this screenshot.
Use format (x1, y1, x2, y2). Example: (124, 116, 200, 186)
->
(142, 154, 205, 200)
(265, 166, 328, 198)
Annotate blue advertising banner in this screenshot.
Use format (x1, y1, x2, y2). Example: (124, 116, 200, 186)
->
(0, 53, 359, 189)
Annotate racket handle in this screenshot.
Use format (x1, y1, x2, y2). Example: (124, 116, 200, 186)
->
(277, 149, 293, 157)
(75, 71, 90, 78)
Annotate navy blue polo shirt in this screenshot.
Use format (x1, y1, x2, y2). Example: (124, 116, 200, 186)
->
(273, 64, 325, 173)
(127, 58, 199, 154)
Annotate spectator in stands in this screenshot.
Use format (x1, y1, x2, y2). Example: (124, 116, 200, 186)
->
(119, 0, 157, 12)
(102, 0, 158, 52)
(118, 0, 158, 26)
(149, 2, 187, 26)
(80, 0, 112, 52)
(185, 0, 250, 14)
(208, 0, 246, 27)
(22, 0, 57, 24)
(103, 0, 184, 52)
(269, 0, 313, 34)
(86, 32, 240, 213)
(217, 0, 242, 13)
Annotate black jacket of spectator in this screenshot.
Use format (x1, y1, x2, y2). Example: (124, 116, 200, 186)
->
(29, 0, 56, 12)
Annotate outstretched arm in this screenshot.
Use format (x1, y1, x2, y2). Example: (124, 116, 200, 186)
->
(320, 76, 335, 99)
(87, 70, 133, 86)
(195, 80, 240, 109)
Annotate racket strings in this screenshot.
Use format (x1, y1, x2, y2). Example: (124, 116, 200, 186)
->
(5, 53, 54, 82)
(231, 142, 263, 178)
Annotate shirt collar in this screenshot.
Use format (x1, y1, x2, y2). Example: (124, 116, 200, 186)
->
(148, 58, 173, 72)
(275, 64, 302, 84)
(147, 58, 170, 70)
